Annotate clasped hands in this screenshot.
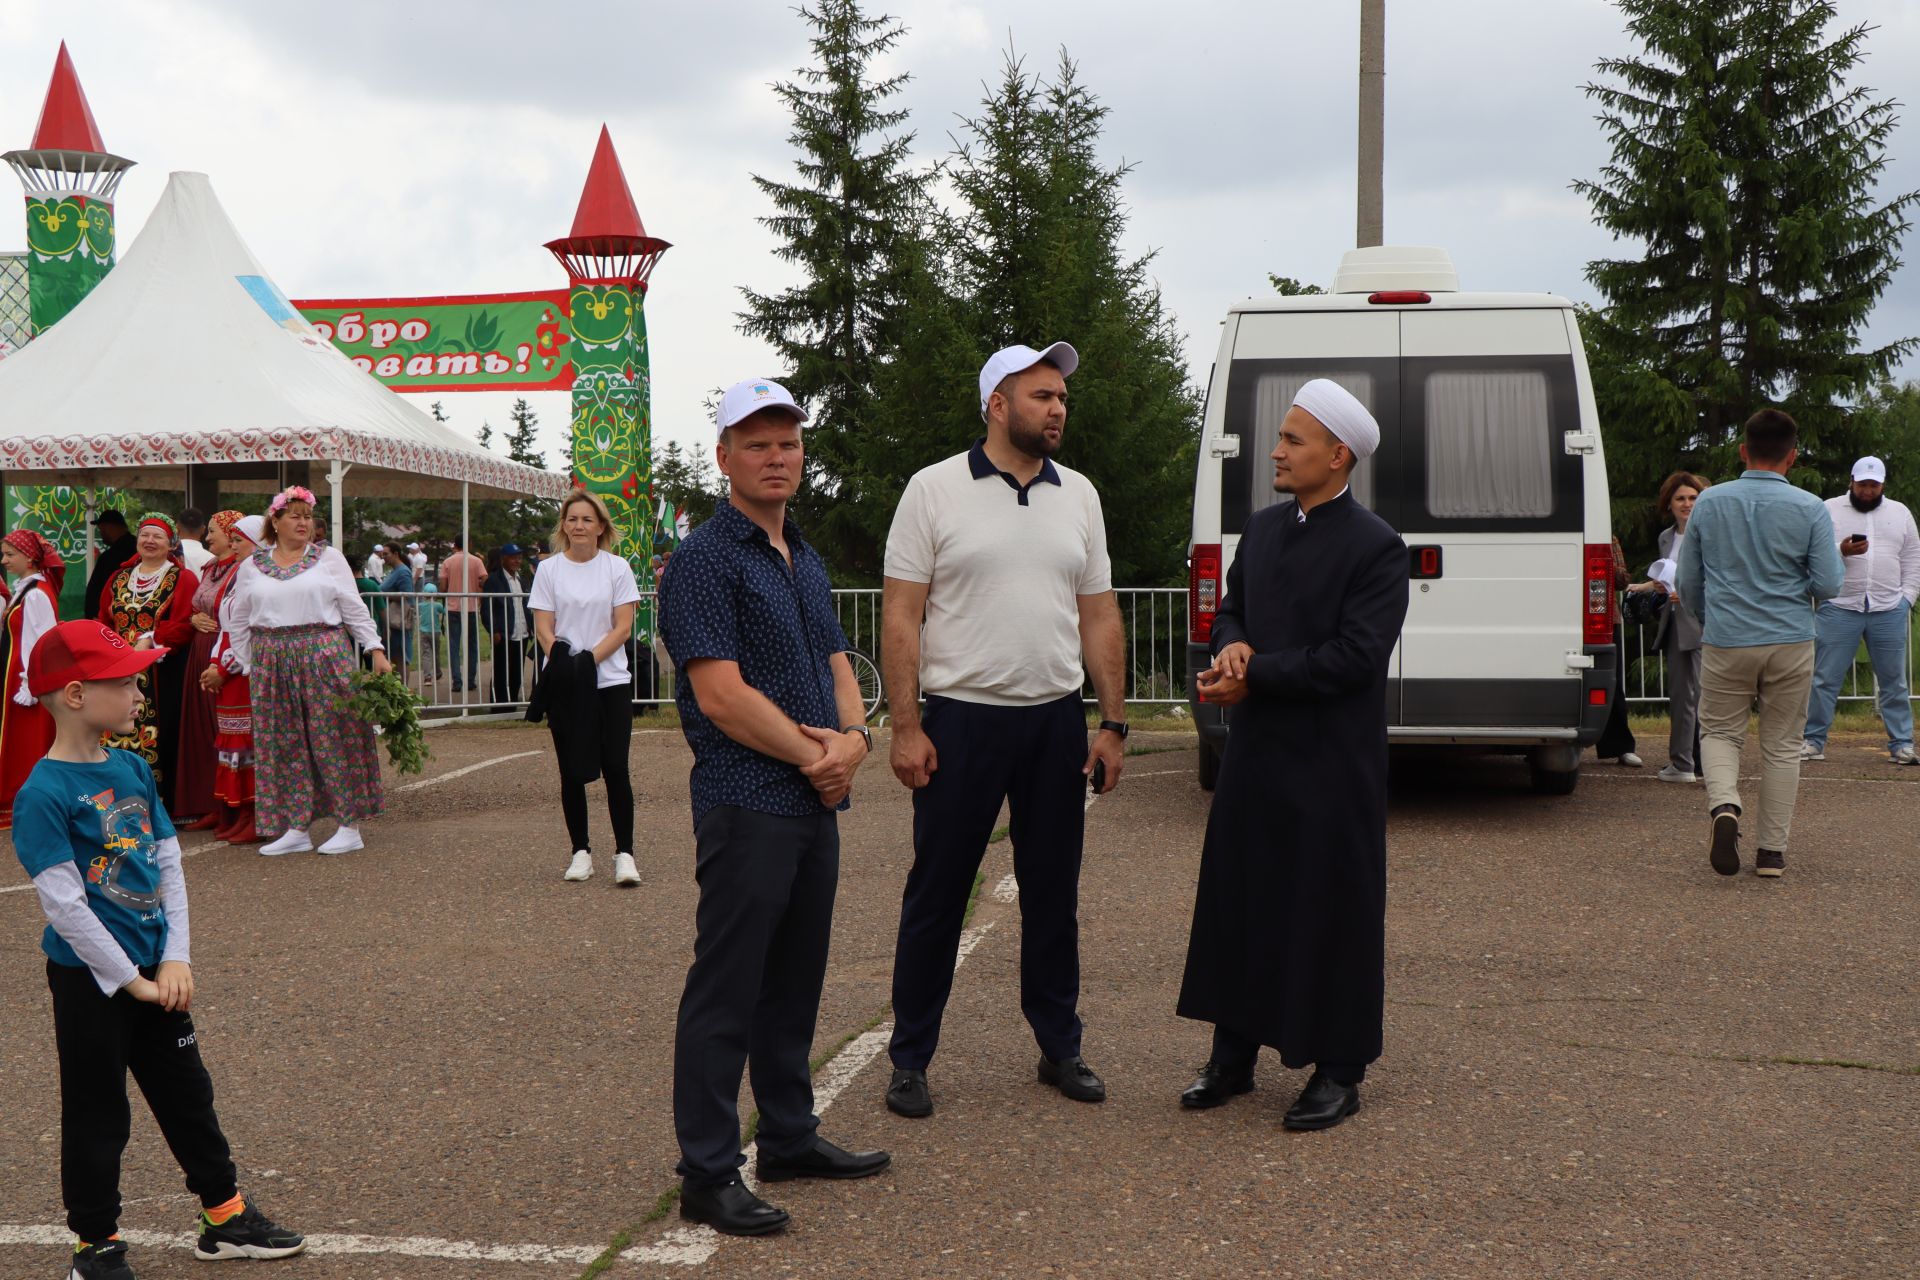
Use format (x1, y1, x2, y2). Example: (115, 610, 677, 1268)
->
(800, 724, 867, 809)
(1195, 641, 1254, 706)
(126, 960, 193, 1012)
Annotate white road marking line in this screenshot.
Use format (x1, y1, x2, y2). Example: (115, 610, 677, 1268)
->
(0, 750, 549, 896)
(1581, 770, 1918, 786)
(0, 1224, 604, 1265)
(631, 798, 1067, 1269)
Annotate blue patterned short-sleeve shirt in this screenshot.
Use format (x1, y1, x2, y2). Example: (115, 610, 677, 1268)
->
(661, 501, 851, 823)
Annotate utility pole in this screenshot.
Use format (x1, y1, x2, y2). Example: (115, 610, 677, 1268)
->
(1357, 0, 1385, 247)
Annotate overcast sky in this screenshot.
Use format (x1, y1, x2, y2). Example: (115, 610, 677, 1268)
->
(2, 0, 1915, 468)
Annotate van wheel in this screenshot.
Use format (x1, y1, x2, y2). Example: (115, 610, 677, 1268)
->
(1528, 749, 1580, 796)
(1198, 739, 1221, 791)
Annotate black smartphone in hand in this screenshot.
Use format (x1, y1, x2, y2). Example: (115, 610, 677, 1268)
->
(1089, 759, 1106, 793)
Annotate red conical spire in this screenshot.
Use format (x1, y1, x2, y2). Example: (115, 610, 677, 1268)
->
(30, 42, 106, 153)
(566, 125, 647, 241)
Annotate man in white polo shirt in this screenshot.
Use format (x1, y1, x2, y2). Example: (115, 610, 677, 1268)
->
(1803, 455, 1920, 765)
(879, 341, 1128, 1119)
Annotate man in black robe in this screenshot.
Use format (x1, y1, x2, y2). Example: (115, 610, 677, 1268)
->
(1177, 378, 1409, 1131)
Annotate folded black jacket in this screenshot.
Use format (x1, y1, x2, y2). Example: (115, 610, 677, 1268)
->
(525, 640, 603, 785)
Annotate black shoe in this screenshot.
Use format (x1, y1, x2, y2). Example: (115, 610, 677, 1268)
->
(69, 1239, 136, 1280)
(679, 1179, 789, 1237)
(1755, 848, 1785, 878)
(192, 1200, 305, 1260)
(1037, 1054, 1106, 1103)
(885, 1068, 933, 1118)
(1180, 1061, 1255, 1110)
(1709, 806, 1741, 876)
(757, 1136, 891, 1182)
(1283, 1071, 1360, 1131)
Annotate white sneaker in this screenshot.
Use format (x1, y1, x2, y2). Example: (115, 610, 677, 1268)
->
(1800, 741, 1826, 762)
(260, 829, 312, 856)
(613, 852, 641, 886)
(318, 825, 364, 855)
(1892, 746, 1918, 766)
(564, 850, 593, 882)
(1618, 752, 1643, 768)
(1656, 765, 1697, 783)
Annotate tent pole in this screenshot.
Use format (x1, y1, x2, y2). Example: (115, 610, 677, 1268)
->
(327, 460, 351, 552)
(461, 482, 470, 571)
(83, 485, 98, 577)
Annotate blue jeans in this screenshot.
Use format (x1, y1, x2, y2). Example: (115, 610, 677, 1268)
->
(445, 613, 478, 688)
(1804, 601, 1914, 752)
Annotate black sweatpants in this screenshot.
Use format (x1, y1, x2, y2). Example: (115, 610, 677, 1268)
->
(549, 684, 634, 853)
(889, 693, 1087, 1071)
(673, 806, 839, 1187)
(47, 960, 238, 1242)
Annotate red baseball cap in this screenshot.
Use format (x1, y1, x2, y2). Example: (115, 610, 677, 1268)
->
(28, 621, 167, 696)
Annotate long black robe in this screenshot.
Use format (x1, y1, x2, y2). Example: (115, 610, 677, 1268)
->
(1177, 489, 1409, 1068)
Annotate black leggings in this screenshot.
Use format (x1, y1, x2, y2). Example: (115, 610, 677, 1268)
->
(552, 684, 635, 853)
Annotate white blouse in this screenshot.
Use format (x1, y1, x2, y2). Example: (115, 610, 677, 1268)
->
(224, 545, 383, 674)
(9, 573, 57, 705)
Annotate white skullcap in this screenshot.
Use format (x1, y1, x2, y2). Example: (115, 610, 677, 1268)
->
(1292, 379, 1380, 459)
(1648, 558, 1678, 591)
(236, 516, 267, 545)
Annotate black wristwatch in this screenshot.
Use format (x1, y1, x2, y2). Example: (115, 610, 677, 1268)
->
(1098, 719, 1129, 740)
(843, 725, 874, 753)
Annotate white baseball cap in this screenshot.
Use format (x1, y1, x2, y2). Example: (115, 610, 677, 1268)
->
(978, 341, 1079, 419)
(371, 543, 385, 552)
(406, 541, 421, 550)
(717, 377, 808, 432)
(1852, 456, 1887, 483)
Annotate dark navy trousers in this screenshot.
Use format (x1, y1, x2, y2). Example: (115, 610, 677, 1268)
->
(888, 693, 1087, 1071)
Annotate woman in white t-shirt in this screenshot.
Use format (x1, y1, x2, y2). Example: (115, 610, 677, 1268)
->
(529, 491, 642, 886)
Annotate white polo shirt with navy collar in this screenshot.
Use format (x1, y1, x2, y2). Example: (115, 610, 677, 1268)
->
(884, 437, 1112, 706)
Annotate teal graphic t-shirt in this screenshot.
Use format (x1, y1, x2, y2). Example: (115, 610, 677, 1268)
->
(11, 750, 178, 971)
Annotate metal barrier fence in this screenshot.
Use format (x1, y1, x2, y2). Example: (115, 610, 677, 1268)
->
(361, 586, 1194, 717)
(1622, 616, 1918, 708)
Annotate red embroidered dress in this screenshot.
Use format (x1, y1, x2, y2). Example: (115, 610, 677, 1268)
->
(0, 575, 59, 827)
(98, 561, 200, 783)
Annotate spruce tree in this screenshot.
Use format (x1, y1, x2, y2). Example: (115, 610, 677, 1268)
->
(738, 0, 928, 569)
(1576, 0, 1915, 546)
(506, 397, 556, 550)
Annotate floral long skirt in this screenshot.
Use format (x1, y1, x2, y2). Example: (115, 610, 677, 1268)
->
(253, 624, 382, 838)
(213, 670, 255, 806)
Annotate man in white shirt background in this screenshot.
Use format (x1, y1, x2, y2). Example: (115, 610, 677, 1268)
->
(175, 508, 214, 573)
(1802, 456, 1920, 765)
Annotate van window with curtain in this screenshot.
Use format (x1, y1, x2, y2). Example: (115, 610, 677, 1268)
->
(1250, 372, 1375, 515)
(1423, 370, 1553, 518)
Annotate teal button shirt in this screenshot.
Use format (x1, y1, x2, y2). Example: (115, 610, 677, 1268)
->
(1676, 470, 1845, 648)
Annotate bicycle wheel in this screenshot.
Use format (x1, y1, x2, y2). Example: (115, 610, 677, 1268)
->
(846, 649, 883, 723)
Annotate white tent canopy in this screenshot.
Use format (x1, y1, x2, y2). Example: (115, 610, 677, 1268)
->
(0, 170, 570, 503)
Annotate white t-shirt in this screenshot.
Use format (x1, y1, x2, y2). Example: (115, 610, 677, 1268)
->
(884, 446, 1111, 706)
(529, 550, 642, 689)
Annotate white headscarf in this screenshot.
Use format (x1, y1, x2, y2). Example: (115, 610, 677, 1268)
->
(1292, 379, 1380, 459)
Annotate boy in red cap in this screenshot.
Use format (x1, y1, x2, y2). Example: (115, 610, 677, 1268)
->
(13, 622, 304, 1279)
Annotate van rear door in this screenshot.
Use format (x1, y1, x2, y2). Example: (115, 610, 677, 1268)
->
(1222, 310, 1401, 716)
(1394, 308, 1587, 731)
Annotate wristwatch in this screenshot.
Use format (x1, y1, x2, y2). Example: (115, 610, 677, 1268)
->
(843, 725, 874, 753)
(1098, 719, 1130, 740)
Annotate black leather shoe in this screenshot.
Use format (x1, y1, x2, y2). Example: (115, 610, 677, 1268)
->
(679, 1179, 789, 1237)
(758, 1136, 891, 1182)
(885, 1068, 933, 1118)
(1180, 1061, 1255, 1110)
(1283, 1071, 1359, 1131)
(1038, 1054, 1107, 1103)
(1709, 806, 1741, 876)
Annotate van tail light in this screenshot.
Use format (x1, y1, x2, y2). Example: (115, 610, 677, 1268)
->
(1367, 290, 1431, 304)
(1583, 543, 1617, 646)
(1190, 543, 1222, 644)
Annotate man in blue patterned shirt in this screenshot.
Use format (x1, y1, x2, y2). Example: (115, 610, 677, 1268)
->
(659, 377, 889, 1238)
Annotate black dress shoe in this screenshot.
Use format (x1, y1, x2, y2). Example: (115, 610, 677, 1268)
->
(1709, 806, 1741, 876)
(1037, 1054, 1107, 1103)
(886, 1068, 933, 1118)
(1180, 1061, 1255, 1110)
(679, 1179, 789, 1237)
(758, 1136, 891, 1182)
(1283, 1071, 1360, 1131)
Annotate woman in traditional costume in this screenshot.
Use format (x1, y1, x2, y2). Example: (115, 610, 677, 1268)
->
(225, 488, 392, 857)
(173, 510, 248, 829)
(97, 512, 200, 785)
(200, 514, 266, 845)
(0, 530, 62, 827)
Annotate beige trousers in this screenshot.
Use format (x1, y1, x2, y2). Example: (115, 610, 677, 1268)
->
(1697, 641, 1816, 853)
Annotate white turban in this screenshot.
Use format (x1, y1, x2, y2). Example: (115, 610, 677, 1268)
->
(1292, 379, 1380, 460)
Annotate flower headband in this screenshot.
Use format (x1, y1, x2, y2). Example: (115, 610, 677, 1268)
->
(268, 485, 317, 516)
(138, 511, 177, 539)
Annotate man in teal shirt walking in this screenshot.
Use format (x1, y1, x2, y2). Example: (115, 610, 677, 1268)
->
(1677, 409, 1845, 879)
